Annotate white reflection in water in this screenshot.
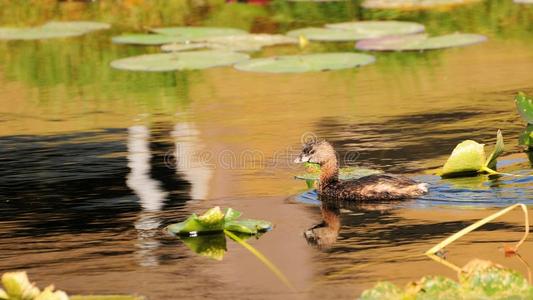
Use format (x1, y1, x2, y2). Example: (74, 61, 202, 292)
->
(172, 123, 212, 200)
(127, 125, 167, 267)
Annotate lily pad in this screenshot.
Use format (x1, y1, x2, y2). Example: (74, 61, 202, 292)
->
(361, 259, 533, 299)
(295, 165, 383, 181)
(0, 27, 86, 40)
(110, 50, 249, 72)
(287, 27, 375, 42)
(166, 207, 272, 236)
(519, 124, 533, 149)
(111, 34, 187, 45)
(325, 21, 425, 38)
(149, 26, 247, 41)
(162, 34, 297, 53)
(356, 33, 487, 51)
(234, 53, 375, 73)
(515, 92, 533, 124)
(440, 130, 504, 178)
(362, 0, 481, 9)
(41, 21, 111, 33)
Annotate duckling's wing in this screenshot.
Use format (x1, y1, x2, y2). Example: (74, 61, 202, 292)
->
(342, 174, 428, 200)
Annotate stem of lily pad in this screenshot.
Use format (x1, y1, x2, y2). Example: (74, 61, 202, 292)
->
(224, 230, 295, 291)
(425, 203, 529, 256)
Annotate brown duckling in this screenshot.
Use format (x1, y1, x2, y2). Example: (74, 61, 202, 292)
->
(294, 140, 428, 201)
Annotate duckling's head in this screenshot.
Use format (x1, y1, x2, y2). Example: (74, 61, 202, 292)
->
(294, 140, 336, 165)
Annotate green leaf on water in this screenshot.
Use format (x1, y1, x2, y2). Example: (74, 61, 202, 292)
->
(441, 131, 504, 178)
(166, 206, 272, 236)
(111, 34, 188, 45)
(361, 259, 533, 299)
(110, 50, 249, 72)
(234, 53, 375, 73)
(515, 92, 533, 124)
(485, 129, 504, 170)
(519, 124, 533, 148)
(356, 33, 487, 51)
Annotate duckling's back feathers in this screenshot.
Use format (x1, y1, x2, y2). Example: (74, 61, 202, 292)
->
(319, 174, 428, 201)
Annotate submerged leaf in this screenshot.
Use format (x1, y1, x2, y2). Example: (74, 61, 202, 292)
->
(485, 129, 504, 170)
(515, 92, 533, 124)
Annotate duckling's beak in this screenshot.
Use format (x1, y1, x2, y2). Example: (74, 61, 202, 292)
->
(294, 154, 310, 163)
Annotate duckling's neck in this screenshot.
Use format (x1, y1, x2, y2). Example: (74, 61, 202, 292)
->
(319, 157, 339, 188)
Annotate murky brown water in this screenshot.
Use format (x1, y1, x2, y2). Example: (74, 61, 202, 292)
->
(1, 1, 533, 299)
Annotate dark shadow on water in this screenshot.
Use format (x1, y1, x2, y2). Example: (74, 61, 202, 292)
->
(0, 126, 193, 238)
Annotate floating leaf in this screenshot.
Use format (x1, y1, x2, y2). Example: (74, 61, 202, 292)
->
(519, 124, 533, 148)
(515, 92, 533, 124)
(440, 130, 504, 178)
(1, 272, 40, 299)
(356, 33, 487, 51)
(149, 26, 246, 41)
(0, 27, 85, 40)
(325, 21, 425, 38)
(361, 259, 533, 299)
(485, 130, 504, 170)
(110, 50, 249, 72)
(460, 259, 532, 297)
(41, 21, 111, 33)
(234, 53, 375, 73)
(295, 165, 383, 181)
(111, 34, 187, 45)
(360, 282, 403, 300)
(161, 34, 296, 53)
(166, 207, 272, 236)
(286, 27, 373, 42)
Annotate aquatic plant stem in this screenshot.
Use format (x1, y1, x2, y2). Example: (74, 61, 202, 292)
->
(426, 203, 529, 256)
(223, 230, 295, 291)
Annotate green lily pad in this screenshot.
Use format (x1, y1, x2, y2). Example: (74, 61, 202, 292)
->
(111, 34, 187, 45)
(515, 92, 533, 124)
(166, 207, 272, 236)
(295, 165, 383, 181)
(149, 26, 247, 41)
(356, 33, 487, 51)
(440, 130, 504, 178)
(41, 21, 111, 33)
(0, 27, 86, 40)
(234, 53, 375, 73)
(110, 50, 249, 72)
(519, 124, 533, 149)
(0, 21, 110, 41)
(325, 21, 425, 38)
(287, 27, 375, 42)
(362, 0, 481, 9)
(161, 34, 296, 53)
(361, 259, 533, 299)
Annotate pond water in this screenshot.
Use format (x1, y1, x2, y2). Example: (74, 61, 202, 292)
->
(0, 1, 533, 299)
